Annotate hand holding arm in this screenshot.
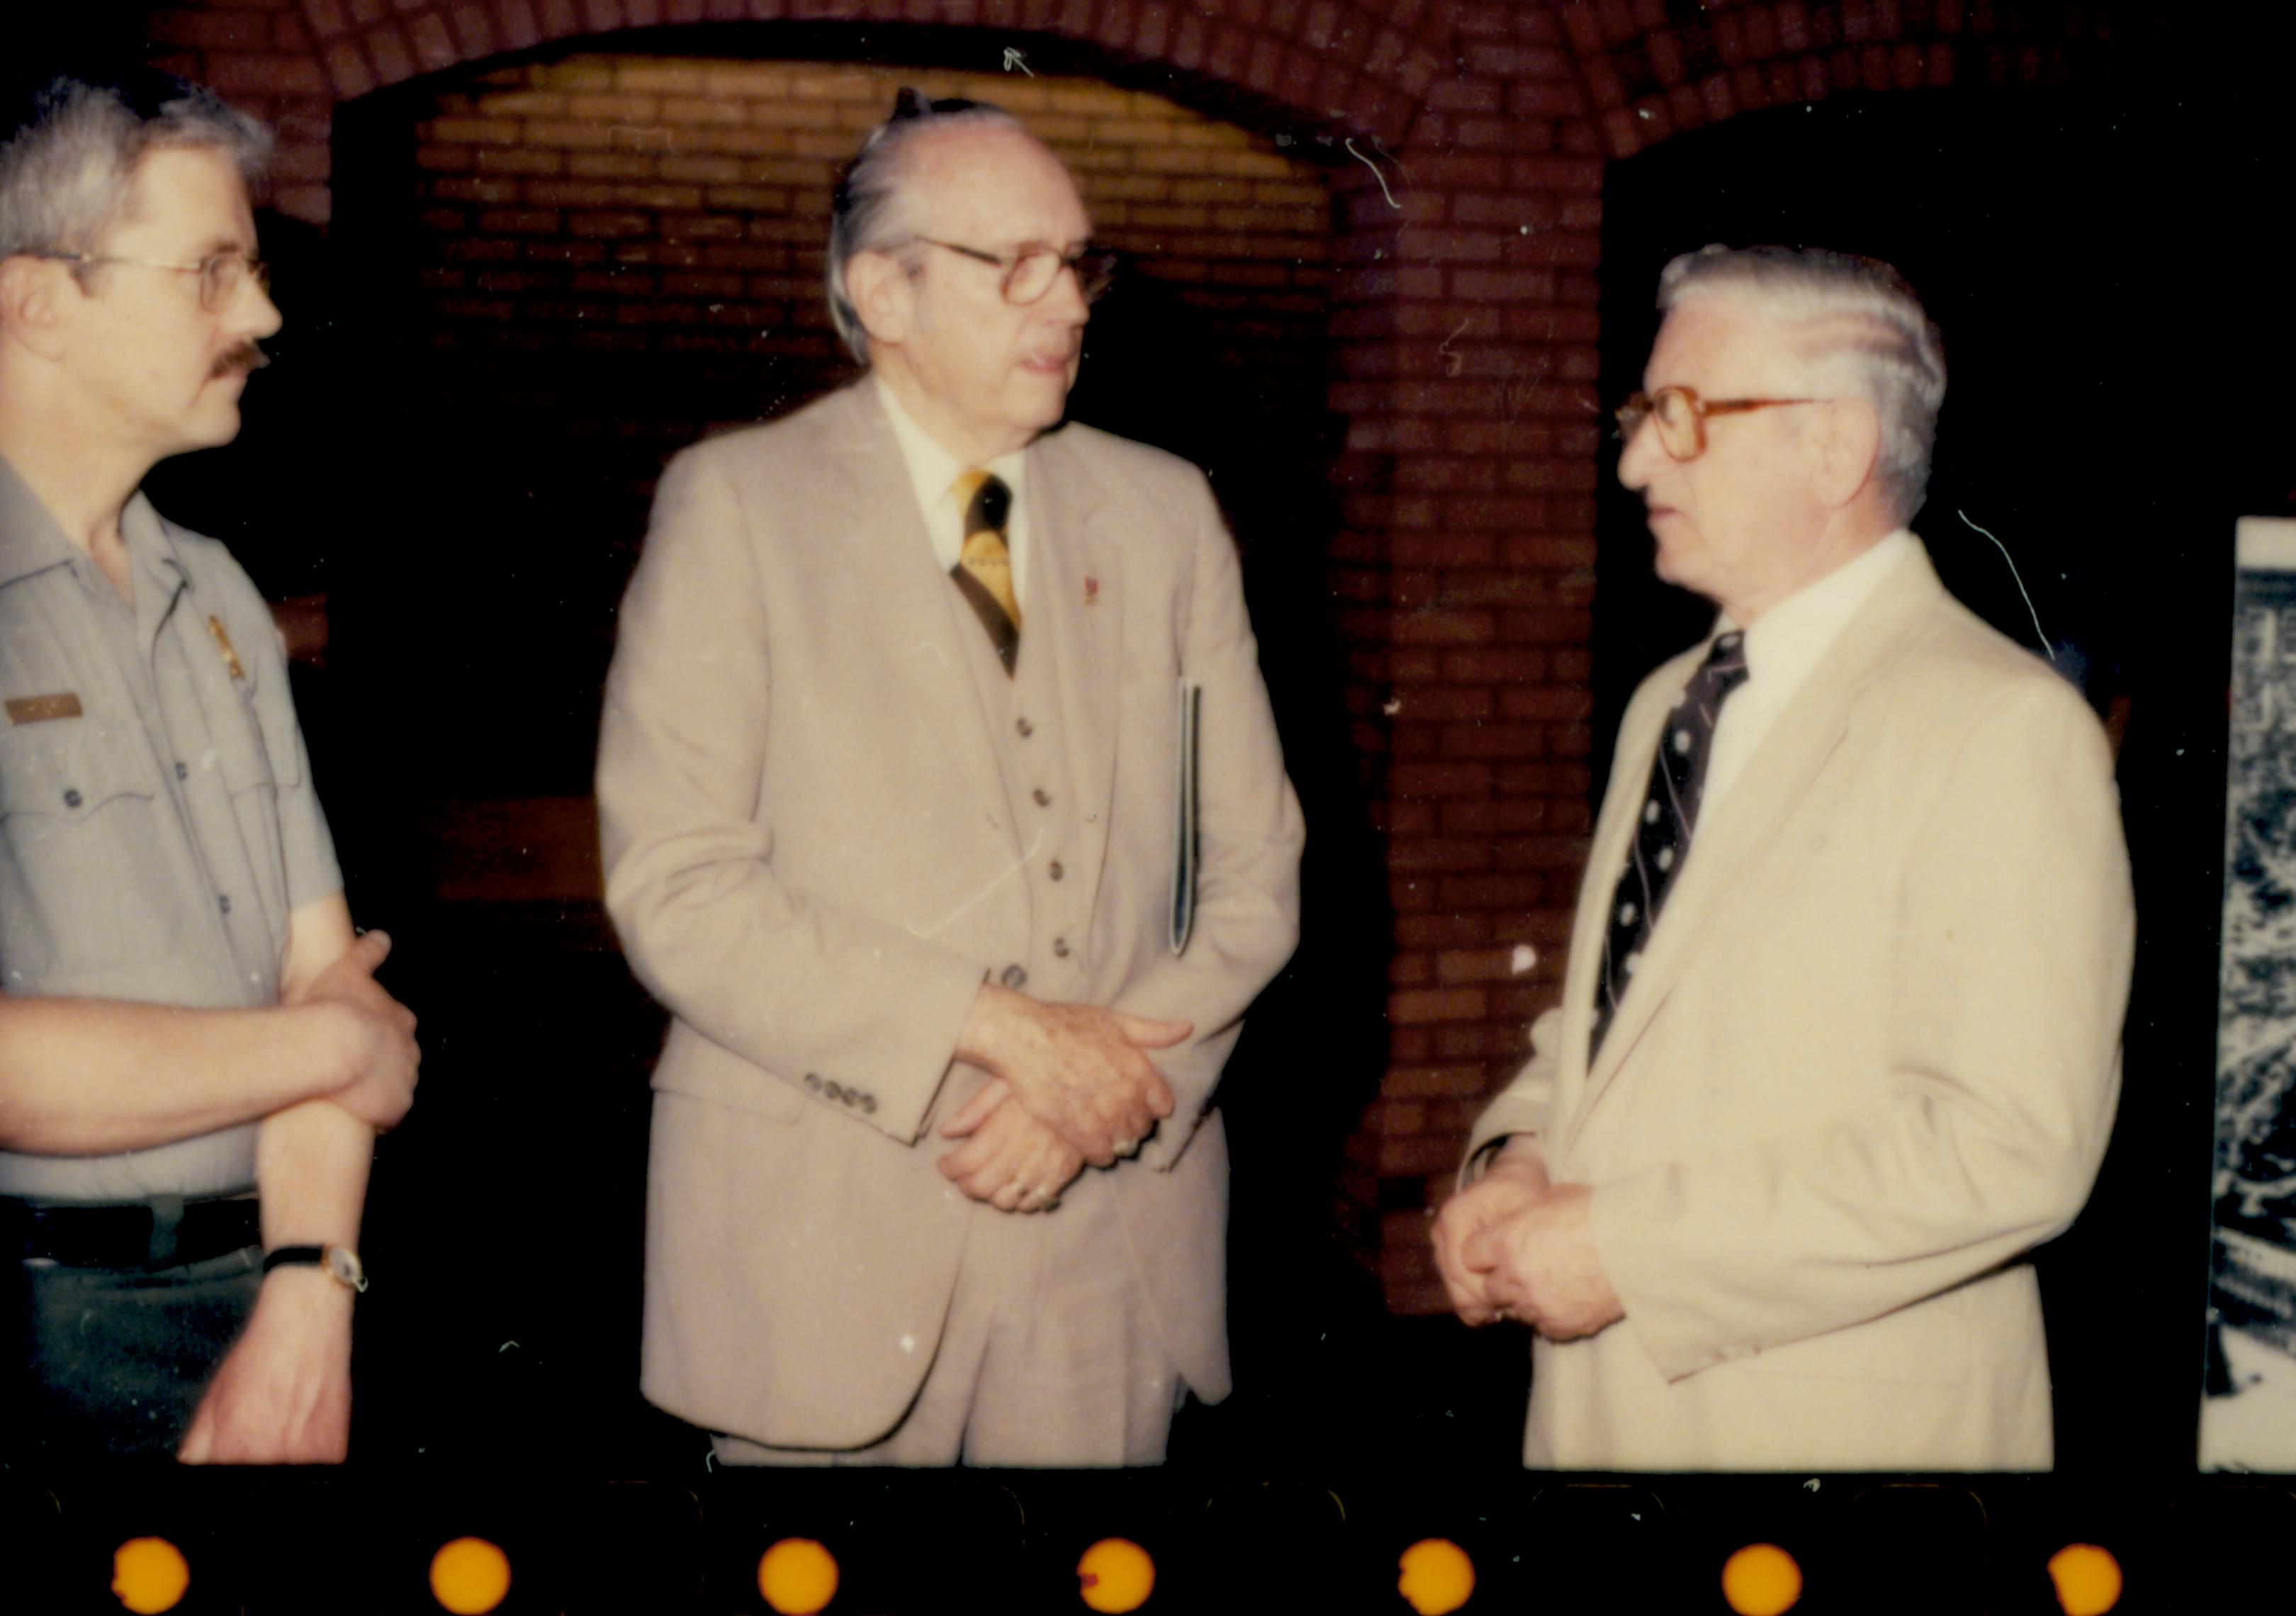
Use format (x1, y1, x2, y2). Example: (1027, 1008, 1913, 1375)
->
(181, 895, 403, 1464)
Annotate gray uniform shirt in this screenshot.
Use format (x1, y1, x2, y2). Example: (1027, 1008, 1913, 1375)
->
(0, 454, 342, 1201)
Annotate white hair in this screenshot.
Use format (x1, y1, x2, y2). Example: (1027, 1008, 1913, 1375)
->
(825, 88, 1025, 365)
(0, 72, 271, 264)
(1659, 245, 1947, 524)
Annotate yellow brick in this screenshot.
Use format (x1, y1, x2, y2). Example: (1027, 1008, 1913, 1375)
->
(702, 64, 795, 99)
(1047, 84, 1134, 114)
(565, 94, 660, 122)
(614, 62, 709, 96)
(1090, 118, 1175, 145)
(659, 97, 747, 126)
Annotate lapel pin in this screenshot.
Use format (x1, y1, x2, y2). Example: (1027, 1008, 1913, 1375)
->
(206, 615, 245, 681)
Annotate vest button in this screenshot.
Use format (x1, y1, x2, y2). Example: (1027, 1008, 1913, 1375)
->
(1032, 787, 1052, 806)
(62, 788, 82, 809)
(1048, 861, 1064, 880)
(1000, 964, 1027, 989)
(1052, 938, 1070, 958)
(1015, 717, 1034, 738)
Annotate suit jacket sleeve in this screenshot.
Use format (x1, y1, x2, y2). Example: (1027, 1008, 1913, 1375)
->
(1586, 673, 2134, 1381)
(597, 444, 988, 1144)
(1118, 471, 1305, 1172)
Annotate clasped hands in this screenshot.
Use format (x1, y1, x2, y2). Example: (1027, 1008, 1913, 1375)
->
(1429, 1145, 1624, 1341)
(936, 984, 1187, 1213)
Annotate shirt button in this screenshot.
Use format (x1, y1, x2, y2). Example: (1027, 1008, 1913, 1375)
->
(1015, 717, 1034, 738)
(1000, 964, 1027, 989)
(1032, 787, 1052, 807)
(175, 761, 188, 780)
(1048, 861, 1064, 881)
(218, 894, 232, 915)
(62, 788, 82, 809)
(1052, 938, 1070, 958)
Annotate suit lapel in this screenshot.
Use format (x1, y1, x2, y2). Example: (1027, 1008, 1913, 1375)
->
(1026, 427, 1122, 921)
(818, 385, 1018, 836)
(1558, 547, 1950, 1160)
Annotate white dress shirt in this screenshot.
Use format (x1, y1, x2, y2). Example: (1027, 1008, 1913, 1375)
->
(874, 378, 1033, 612)
(1700, 529, 1918, 821)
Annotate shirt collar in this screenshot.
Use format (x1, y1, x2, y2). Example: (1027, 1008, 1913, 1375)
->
(0, 451, 79, 590)
(872, 376, 1028, 526)
(1723, 529, 1918, 692)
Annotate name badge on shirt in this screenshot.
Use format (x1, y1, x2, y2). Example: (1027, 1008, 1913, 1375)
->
(5, 692, 83, 725)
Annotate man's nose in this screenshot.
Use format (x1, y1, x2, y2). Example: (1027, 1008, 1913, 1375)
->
(1616, 415, 1658, 488)
(1044, 259, 1091, 325)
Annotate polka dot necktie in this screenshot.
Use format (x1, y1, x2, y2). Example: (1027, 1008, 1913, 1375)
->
(1590, 630, 1750, 1060)
(950, 469, 1020, 675)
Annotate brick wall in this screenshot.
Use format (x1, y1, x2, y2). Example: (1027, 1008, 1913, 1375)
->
(127, 0, 2178, 1318)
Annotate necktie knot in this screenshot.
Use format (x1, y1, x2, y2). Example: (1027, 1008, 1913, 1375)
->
(949, 469, 1020, 673)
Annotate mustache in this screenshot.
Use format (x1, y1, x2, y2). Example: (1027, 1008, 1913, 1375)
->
(211, 343, 271, 379)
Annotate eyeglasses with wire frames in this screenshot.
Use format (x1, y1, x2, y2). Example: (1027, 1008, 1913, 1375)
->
(31, 249, 269, 314)
(1614, 384, 1828, 462)
(911, 238, 1120, 306)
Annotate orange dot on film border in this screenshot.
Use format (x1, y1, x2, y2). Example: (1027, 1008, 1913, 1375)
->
(758, 1537, 840, 1615)
(1720, 1542, 1803, 1616)
(1076, 1537, 1155, 1613)
(428, 1536, 513, 1615)
(2047, 1543, 2124, 1616)
(1396, 1537, 1475, 1616)
(111, 1536, 191, 1615)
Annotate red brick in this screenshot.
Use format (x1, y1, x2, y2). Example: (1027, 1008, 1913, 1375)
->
(1390, 988, 1489, 1026)
(1390, 763, 1494, 799)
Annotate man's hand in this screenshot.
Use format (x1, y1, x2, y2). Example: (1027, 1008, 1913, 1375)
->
(1459, 1181, 1624, 1342)
(176, 1269, 353, 1464)
(955, 984, 1186, 1166)
(1431, 1146, 1554, 1325)
(936, 1078, 1086, 1212)
(296, 931, 420, 1131)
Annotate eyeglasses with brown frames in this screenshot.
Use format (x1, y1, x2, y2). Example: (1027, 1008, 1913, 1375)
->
(1614, 385, 1829, 462)
(911, 238, 1120, 306)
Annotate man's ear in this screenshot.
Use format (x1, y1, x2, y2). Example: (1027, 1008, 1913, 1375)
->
(1809, 395, 1883, 509)
(0, 254, 70, 361)
(845, 249, 914, 352)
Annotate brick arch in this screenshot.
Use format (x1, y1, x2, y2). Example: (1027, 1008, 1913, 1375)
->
(1538, 1, 2177, 164)
(145, 0, 1464, 223)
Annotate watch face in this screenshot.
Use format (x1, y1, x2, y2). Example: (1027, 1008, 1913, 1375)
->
(325, 1247, 367, 1291)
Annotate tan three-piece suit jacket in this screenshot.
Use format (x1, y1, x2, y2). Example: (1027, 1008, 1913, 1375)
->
(596, 381, 1303, 1451)
(1468, 542, 2134, 1470)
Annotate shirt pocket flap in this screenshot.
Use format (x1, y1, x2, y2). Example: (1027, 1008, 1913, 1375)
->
(0, 721, 157, 820)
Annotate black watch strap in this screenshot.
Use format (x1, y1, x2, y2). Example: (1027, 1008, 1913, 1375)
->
(262, 1244, 368, 1292)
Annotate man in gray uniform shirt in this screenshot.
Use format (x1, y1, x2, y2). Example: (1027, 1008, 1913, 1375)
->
(0, 72, 419, 1461)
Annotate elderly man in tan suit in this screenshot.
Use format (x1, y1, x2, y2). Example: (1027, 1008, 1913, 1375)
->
(596, 91, 1302, 1466)
(1432, 246, 2134, 1471)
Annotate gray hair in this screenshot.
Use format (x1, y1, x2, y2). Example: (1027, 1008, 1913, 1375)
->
(826, 87, 1024, 365)
(1658, 245, 1947, 524)
(0, 72, 271, 264)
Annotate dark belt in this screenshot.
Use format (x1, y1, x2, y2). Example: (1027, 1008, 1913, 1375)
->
(1, 1194, 261, 1270)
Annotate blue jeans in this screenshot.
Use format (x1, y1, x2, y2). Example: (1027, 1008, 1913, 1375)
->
(5, 1245, 261, 1459)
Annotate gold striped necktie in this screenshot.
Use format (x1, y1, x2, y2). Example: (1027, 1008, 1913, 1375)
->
(950, 469, 1020, 674)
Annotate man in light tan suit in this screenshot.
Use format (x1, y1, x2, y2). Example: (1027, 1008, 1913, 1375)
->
(1431, 246, 2134, 1470)
(595, 91, 1302, 1466)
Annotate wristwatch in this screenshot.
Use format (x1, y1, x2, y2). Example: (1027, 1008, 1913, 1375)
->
(262, 1244, 368, 1294)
